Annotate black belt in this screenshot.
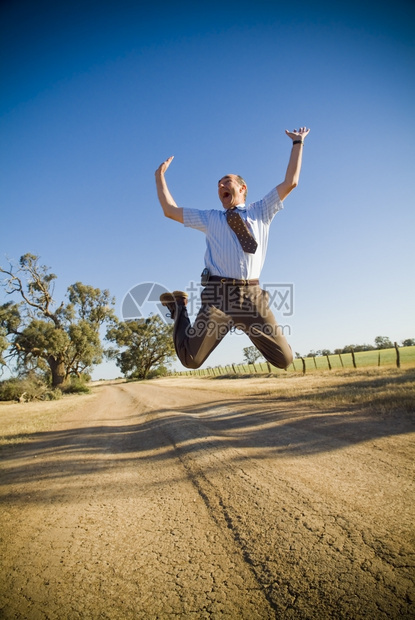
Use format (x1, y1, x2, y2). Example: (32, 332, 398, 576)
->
(208, 276, 260, 286)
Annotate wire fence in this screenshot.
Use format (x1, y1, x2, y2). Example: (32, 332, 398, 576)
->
(172, 345, 415, 377)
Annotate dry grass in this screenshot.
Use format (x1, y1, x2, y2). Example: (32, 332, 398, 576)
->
(269, 368, 415, 414)
(0, 392, 97, 448)
(158, 367, 415, 415)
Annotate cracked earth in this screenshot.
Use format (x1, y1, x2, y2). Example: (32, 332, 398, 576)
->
(0, 377, 414, 618)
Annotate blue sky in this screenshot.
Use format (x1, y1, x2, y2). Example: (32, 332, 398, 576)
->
(1, 0, 414, 379)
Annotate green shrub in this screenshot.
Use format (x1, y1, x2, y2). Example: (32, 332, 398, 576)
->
(147, 365, 169, 379)
(0, 377, 56, 401)
(42, 388, 62, 400)
(61, 376, 90, 394)
(0, 378, 22, 401)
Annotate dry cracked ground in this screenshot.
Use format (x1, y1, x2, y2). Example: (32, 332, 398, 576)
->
(0, 376, 414, 619)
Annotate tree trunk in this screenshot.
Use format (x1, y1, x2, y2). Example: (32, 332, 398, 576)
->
(48, 356, 67, 387)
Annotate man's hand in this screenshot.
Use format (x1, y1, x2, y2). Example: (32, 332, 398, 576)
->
(285, 127, 310, 142)
(277, 127, 310, 201)
(155, 155, 183, 223)
(155, 155, 174, 178)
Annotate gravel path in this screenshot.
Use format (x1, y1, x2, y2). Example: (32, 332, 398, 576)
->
(1, 378, 414, 618)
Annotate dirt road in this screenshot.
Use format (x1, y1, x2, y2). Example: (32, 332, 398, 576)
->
(1, 377, 414, 619)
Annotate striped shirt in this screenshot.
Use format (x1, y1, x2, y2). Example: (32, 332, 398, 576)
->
(182, 187, 283, 280)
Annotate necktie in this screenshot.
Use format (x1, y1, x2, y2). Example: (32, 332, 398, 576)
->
(226, 209, 258, 254)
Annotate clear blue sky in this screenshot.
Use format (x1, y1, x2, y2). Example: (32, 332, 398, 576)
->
(1, 0, 414, 379)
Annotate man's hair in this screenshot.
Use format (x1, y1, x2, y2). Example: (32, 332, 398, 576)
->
(235, 175, 248, 200)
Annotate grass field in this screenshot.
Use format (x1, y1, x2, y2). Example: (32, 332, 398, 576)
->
(290, 345, 415, 373)
(170, 346, 415, 416)
(179, 346, 415, 376)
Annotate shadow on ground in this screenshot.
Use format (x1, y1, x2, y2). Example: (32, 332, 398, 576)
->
(1, 370, 414, 503)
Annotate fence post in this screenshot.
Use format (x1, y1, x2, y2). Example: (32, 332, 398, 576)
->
(338, 353, 344, 368)
(301, 357, 306, 375)
(394, 342, 400, 368)
(351, 348, 357, 369)
(326, 354, 332, 370)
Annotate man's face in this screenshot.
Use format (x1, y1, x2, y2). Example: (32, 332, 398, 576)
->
(218, 175, 246, 209)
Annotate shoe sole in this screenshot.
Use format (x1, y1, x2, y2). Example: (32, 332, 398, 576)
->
(160, 291, 188, 306)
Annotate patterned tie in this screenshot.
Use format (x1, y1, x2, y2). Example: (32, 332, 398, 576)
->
(226, 209, 258, 254)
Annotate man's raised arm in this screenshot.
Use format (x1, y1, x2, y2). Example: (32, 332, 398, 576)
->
(277, 127, 310, 202)
(155, 156, 184, 223)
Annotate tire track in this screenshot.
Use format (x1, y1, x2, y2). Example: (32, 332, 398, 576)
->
(165, 425, 281, 616)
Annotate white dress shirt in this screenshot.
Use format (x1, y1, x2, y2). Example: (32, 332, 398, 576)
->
(182, 187, 283, 280)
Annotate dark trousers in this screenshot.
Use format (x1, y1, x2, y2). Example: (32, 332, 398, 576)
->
(173, 282, 293, 370)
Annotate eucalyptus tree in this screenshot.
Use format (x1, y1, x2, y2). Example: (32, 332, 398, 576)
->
(0, 254, 117, 387)
(107, 315, 175, 379)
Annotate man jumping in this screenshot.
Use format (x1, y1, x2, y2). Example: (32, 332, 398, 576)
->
(155, 127, 310, 369)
